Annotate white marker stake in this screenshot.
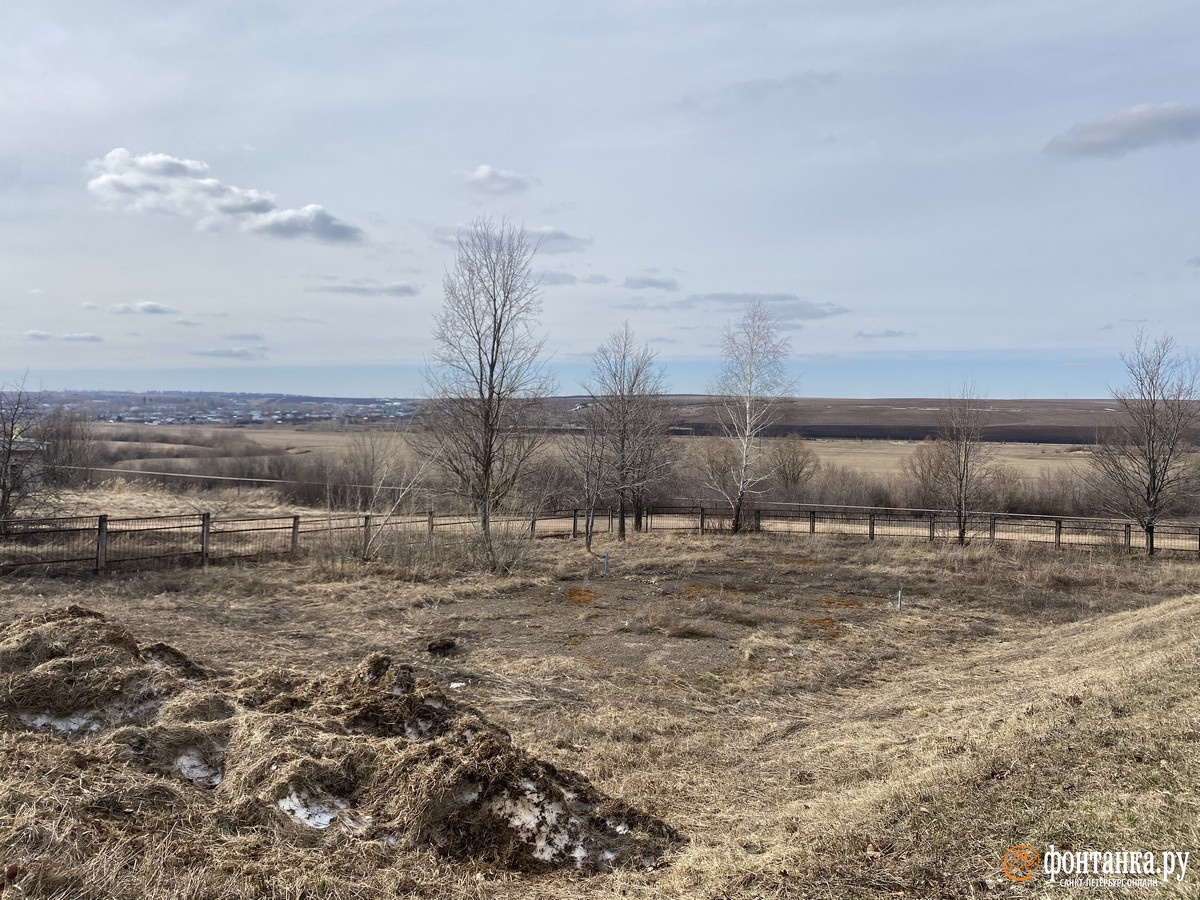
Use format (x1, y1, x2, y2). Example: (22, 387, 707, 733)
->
(897, 588, 902, 609)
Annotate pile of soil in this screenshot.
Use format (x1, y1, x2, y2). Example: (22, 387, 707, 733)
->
(0, 606, 679, 876)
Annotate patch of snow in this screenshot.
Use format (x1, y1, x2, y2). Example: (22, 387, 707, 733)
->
(449, 681, 466, 689)
(605, 818, 630, 835)
(175, 749, 222, 787)
(19, 709, 101, 735)
(422, 697, 445, 709)
(488, 780, 582, 863)
(461, 727, 477, 744)
(456, 786, 481, 804)
(277, 786, 348, 829)
(390, 684, 407, 696)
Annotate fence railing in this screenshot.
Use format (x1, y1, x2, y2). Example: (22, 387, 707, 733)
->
(646, 503, 1196, 555)
(0, 503, 1193, 575)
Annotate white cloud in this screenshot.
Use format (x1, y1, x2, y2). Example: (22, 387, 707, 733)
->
(432, 223, 591, 254)
(80, 302, 99, 310)
(223, 332, 264, 341)
(61, 333, 104, 341)
(622, 275, 680, 291)
(614, 291, 847, 327)
(191, 347, 267, 360)
(23, 330, 52, 340)
(87, 148, 365, 243)
(526, 226, 592, 254)
(1046, 103, 1200, 158)
(539, 270, 578, 285)
(463, 164, 539, 195)
(856, 329, 911, 339)
(581, 274, 610, 285)
(307, 279, 419, 297)
(109, 301, 177, 315)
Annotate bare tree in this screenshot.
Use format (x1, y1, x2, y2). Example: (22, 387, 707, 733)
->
(420, 217, 554, 567)
(904, 384, 995, 544)
(767, 438, 819, 502)
(0, 381, 50, 523)
(562, 401, 612, 552)
(939, 384, 996, 544)
(38, 409, 99, 487)
(586, 323, 671, 540)
(706, 300, 793, 533)
(1088, 330, 1200, 553)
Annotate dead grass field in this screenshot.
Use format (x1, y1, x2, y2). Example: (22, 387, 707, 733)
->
(90, 421, 1087, 483)
(3, 528, 1199, 898)
(801, 438, 1089, 478)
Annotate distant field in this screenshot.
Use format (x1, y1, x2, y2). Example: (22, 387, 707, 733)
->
(803, 438, 1090, 478)
(89, 424, 1090, 483)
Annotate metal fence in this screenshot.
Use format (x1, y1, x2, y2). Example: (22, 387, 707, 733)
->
(646, 503, 1198, 555)
(0, 508, 601, 576)
(1, 502, 1195, 576)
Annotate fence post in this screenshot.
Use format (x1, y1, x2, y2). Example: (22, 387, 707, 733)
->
(868, 513, 876, 541)
(809, 510, 816, 534)
(753, 510, 762, 533)
(699, 507, 705, 534)
(928, 514, 936, 543)
(1124, 523, 1132, 550)
(290, 516, 300, 556)
(989, 516, 996, 543)
(1054, 519, 1062, 550)
(427, 510, 435, 540)
(95, 515, 108, 573)
(362, 515, 372, 561)
(201, 513, 211, 566)
(572, 509, 578, 538)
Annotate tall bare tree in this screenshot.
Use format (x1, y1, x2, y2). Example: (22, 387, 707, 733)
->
(1088, 330, 1200, 553)
(586, 323, 671, 540)
(706, 300, 793, 533)
(38, 409, 99, 487)
(420, 217, 554, 566)
(937, 384, 995, 544)
(903, 384, 995, 543)
(0, 381, 49, 523)
(562, 400, 612, 552)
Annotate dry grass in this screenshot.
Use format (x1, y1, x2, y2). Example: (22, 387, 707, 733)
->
(2, 530, 1199, 898)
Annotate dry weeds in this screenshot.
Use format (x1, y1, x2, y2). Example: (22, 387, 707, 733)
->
(2, 531, 1199, 898)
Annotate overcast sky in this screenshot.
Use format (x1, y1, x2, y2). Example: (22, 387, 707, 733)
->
(3, 0, 1198, 398)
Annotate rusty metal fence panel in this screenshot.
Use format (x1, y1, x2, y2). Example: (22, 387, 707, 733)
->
(104, 516, 205, 566)
(0, 516, 100, 573)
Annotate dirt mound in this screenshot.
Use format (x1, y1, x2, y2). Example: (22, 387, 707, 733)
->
(0, 607, 679, 875)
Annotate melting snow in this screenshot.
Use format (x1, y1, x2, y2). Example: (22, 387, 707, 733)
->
(19, 710, 101, 735)
(277, 787, 348, 829)
(175, 749, 222, 787)
(487, 778, 591, 865)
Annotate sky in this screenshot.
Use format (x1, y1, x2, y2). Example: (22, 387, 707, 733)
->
(2, 0, 1198, 399)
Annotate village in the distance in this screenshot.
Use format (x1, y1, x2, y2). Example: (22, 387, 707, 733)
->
(35, 389, 422, 427)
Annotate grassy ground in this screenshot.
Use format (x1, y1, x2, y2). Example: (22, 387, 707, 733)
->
(2, 531, 1198, 898)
